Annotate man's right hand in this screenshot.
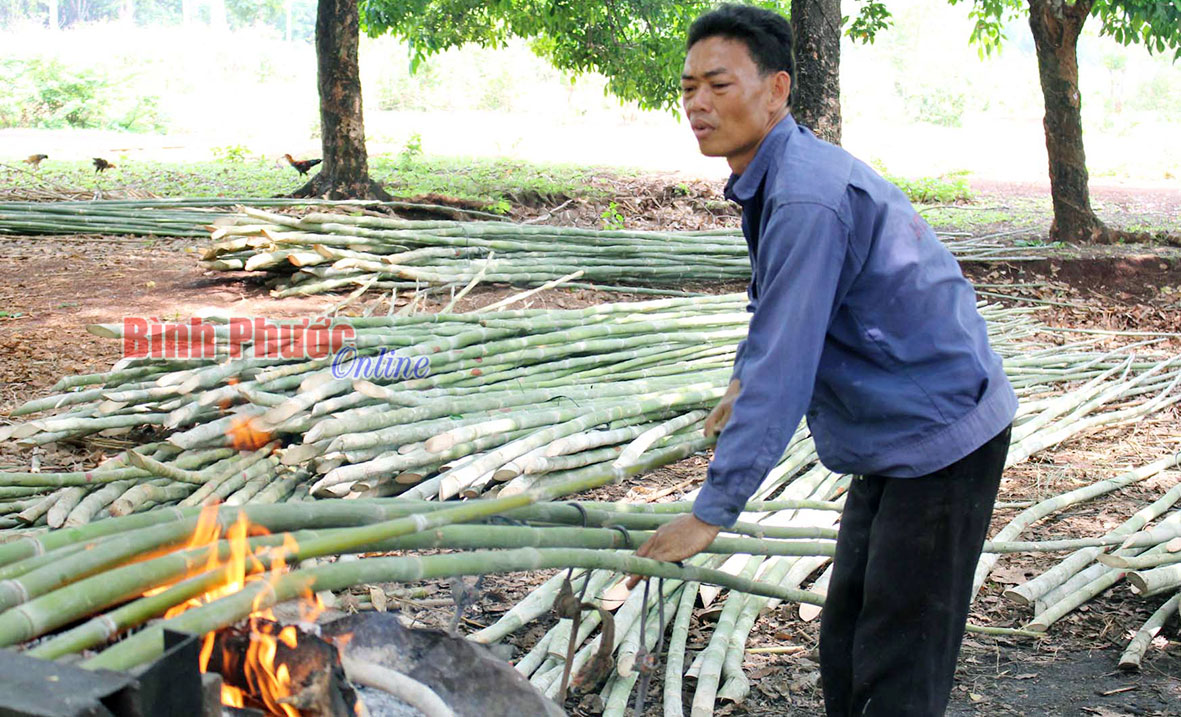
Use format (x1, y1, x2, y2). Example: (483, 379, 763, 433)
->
(704, 378, 742, 438)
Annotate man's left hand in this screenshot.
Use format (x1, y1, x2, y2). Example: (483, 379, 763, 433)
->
(626, 514, 721, 589)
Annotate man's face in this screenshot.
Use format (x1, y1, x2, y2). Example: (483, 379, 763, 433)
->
(681, 36, 787, 173)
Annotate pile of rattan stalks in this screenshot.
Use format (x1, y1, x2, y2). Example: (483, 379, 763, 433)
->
(198, 208, 1041, 296)
(3, 294, 1181, 715)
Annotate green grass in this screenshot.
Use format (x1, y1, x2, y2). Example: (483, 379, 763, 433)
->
(916, 192, 1047, 235)
(3, 154, 613, 212)
(374, 155, 614, 211)
(878, 166, 973, 205)
(8, 159, 296, 198)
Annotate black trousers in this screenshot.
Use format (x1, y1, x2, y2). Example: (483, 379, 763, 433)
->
(819, 426, 1011, 716)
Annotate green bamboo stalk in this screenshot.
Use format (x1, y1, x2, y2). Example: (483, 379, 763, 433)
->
(473, 570, 588, 645)
(663, 580, 700, 717)
(690, 556, 762, 716)
(1117, 592, 1181, 671)
(514, 629, 556, 678)
(46, 486, 89, 529)
(15, 489, 63, 525)
(81, 548, 825, 673)
(1004, 477, 1181, 605)
(976, 452, 1181, 598)
(1128, 564, 1181, 596)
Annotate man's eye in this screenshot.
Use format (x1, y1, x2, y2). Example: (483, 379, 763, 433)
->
(712, 83, 731, 90)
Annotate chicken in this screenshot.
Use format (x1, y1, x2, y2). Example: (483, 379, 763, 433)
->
(284, 153, 322, 176)
(93, 157, 116, 173)
(23, 154, 48, 169)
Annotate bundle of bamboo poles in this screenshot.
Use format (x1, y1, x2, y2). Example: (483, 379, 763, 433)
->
(197, 208, 1041, 296)
(0, 198, 506, 237)
(3, 294, 1181, 714)
(0, 294, 1094, 525)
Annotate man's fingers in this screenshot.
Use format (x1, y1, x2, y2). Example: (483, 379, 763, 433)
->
(635, 538, 653, 558)
(705, 408, 725, 437)
(706, 406, 730, 437)
(628, 534, 664, 589)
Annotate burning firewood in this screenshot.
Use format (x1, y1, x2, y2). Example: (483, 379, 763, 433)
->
(205, 619, 357, 717)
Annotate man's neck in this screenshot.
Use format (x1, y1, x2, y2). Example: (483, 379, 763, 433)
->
(727, 108, 790, 175)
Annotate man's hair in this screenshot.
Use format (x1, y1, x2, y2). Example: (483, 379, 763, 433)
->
(687, 4, 795, 104)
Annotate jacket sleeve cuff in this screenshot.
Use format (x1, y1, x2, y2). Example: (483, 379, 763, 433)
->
(692, 479, 745, 528)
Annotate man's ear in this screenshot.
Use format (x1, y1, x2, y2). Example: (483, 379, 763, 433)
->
(770, 71, 792, 109)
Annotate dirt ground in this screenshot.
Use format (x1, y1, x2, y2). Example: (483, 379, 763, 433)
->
(1, 177, 1179, 715)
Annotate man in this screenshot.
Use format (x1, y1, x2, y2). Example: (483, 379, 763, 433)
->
(629, 5, 1017, 715)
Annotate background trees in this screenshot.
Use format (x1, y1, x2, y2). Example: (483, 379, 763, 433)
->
(292, 0, 389, 199)
(361, 0, 892, 143)
(954, 0, 1181, 242)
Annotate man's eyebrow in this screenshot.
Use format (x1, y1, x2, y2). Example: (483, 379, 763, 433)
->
(681, 68, 730, 81)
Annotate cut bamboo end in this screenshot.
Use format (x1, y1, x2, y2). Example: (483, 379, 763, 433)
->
(352, 380, 388, 400)
(798, 604, 823, 622)
(1001, 587, 1035, 607)
(395, 471, 427, 485)
(424, 435, 455, 453)
(287, 251, 323, 268)
(1095, 553, 1130, 568)
(1127, 577, 1147, 595)
(280, 444, 323, 466)
(493, 463, 523, 482)
(11, 423, 44, 440)
(85, 324, 122, 339)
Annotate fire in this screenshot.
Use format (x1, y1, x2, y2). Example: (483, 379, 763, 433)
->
(226, 415, 274, 451)
(146, 505, 326, 715)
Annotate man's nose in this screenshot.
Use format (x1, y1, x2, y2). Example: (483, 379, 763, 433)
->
(684, 87, 711, 115)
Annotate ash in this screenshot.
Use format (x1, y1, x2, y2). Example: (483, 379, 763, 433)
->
(355, 685, 426, 717)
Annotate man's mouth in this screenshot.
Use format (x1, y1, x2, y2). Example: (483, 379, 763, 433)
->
(691, 122, 715, 140)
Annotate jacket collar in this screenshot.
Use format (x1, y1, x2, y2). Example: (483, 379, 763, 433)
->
(723, 114, 796, 203)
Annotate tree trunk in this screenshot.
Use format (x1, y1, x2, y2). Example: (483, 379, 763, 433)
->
(790, 0, 842, 145)
(293, 0, 390, 200)
(47, 0, 59, 30)
(1028, 0, 1114, 243)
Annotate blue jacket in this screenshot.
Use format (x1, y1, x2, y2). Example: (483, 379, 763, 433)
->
(693, 115, 1018, 528)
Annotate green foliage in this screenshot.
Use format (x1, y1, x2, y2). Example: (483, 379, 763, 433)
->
(897, 81, 966, 127)
(873, 161, 973, 204)
(0, 0, 317, 36)
(600, 201, 627, 230)
(950, 0, 1181, 59)
(0, 57, 108, 128)
(1126, 67, 1181, 116)
(845, 0, 894, 42)
(361, 0, 892, 112)
(211, 145, 252, 163)
(0, 56, 166, 132)
(398, 133, 425, 167)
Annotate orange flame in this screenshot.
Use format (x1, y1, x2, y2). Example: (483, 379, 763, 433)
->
(226, 416, 274, 451)
(143, 505, 325, 715)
